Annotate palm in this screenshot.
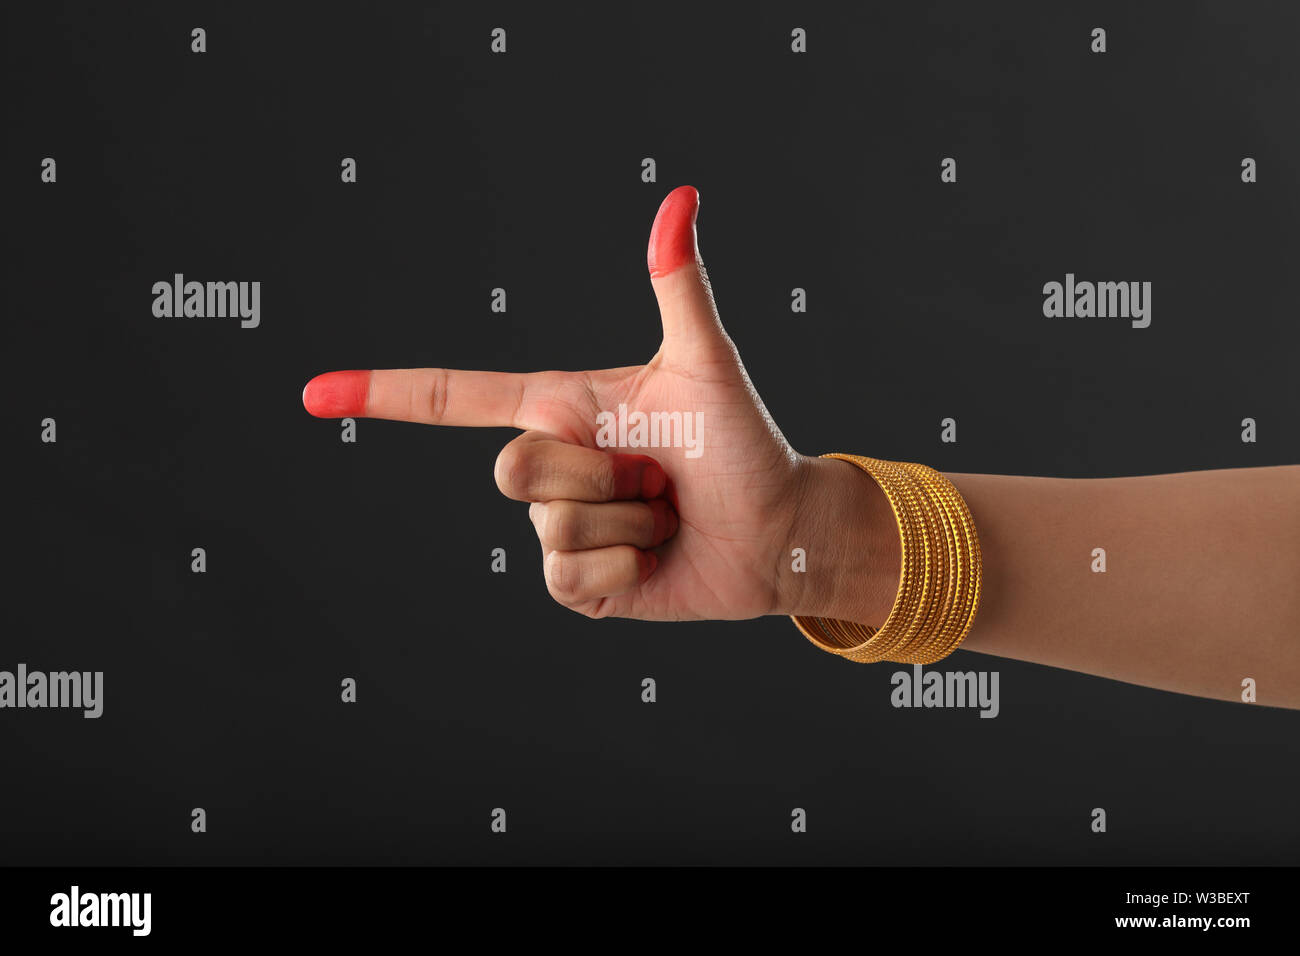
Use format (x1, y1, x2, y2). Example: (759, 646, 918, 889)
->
(531, 344, 801, 621)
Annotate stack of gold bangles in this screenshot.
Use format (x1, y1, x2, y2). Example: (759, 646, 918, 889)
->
(790, 454, 983, 665)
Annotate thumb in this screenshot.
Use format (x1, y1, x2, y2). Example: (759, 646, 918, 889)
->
(647, 185, 734, 365)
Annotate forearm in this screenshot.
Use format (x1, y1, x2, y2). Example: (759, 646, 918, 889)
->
(791, 459, 1300, 708)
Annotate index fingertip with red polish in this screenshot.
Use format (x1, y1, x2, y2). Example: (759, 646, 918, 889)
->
(303, 370, 371, 418)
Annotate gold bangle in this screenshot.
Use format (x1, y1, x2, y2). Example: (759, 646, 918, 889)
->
(790, 454, 983, 665)
(894, 461, 974, 664)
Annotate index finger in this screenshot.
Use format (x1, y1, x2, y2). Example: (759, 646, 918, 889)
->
(302, 368, 563, 430)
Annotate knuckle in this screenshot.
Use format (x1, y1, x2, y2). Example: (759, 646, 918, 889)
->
(595, 458, 619, 501)
(426, 368, 449, 424)
(546, 501, 583, 549)
(494, 443, 533, 499)
(544, 551, 582, 601)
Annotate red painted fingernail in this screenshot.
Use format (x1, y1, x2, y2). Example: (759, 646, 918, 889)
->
(637, 550, 659, 584)
(303, 370, 371, 418)
(656, 502, 680, 543)
(647, 185, 700, 278)
(649, 499, 671, 543)
(611, 455, 646, 499)
(611, 455, 666, 499)
(640, 460, 667, 499)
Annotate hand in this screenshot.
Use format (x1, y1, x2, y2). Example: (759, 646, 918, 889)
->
(302, 186, 899, 624)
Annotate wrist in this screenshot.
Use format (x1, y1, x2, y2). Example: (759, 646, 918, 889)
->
(781, 455, 901, 624)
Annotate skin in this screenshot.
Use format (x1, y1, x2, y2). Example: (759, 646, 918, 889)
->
(303, 185, 1300, 710)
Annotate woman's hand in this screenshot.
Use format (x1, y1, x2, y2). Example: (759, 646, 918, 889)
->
(303, 186, 898, 624)
(301, 184, 1300, 708)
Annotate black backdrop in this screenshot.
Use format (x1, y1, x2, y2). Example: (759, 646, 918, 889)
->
(5, 1, 1299, 866)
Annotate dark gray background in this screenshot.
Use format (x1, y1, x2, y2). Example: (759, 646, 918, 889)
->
(5, 1, 1298, 865)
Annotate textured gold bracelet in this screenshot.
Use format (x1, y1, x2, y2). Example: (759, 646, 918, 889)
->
(904, 461, 982, 663)
(791, 454, 983, 665)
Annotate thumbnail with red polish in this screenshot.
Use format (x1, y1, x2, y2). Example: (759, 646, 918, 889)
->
(303, 370, 371, 418)
(647, 185, 700, 278)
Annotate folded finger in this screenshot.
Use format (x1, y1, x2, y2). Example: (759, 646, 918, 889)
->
(543, 545, 656, 606)
(495, 432, 667, 503)
(529, 499, 678, 551)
